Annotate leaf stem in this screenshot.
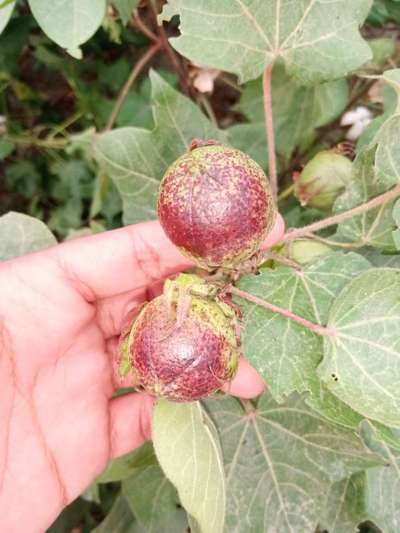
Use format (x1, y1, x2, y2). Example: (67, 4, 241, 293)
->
(105, 43, 161, 131)
(284, 183, 400, 242)
(278, 183, 295, 202)
(262, 64, 278, 202)
(229, 286, 334, 337)
(132, 13, 158, 42)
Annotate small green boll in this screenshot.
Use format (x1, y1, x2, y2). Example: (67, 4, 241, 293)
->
(294, 150, 353, 210)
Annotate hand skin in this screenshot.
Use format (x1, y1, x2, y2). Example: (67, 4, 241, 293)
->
(0, 215, 284, 532)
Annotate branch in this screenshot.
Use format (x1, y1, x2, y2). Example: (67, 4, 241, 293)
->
(284, 183, 400, 242)
(132, 13, 158, 42)
(105, 43, 161, 131)
(262, 64, 278, 202)
(149, 0, 191, 95)
(229, 286, 334, 337)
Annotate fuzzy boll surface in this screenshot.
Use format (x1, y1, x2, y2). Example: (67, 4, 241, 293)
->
(158, 142, 276, 270)
(123, 287, 241, 401)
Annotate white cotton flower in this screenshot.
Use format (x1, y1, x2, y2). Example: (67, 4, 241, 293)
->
(340, 106, 373, 140)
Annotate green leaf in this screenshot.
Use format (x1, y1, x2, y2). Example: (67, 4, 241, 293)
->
(153, 400, 226, 533)
(113, 0, 139, 25)
(306, 381, 400, 453)
(160, 0, 372, 84)
(0, 139, 15, 160)
(366, 461, 400, 533)
(204, 392, 382, 533)
(392, 198, 400, 249)
(94, 71, 225, 224)
(0, 0, 14, 35)
(28, 0, 106, 57)
(92, 494, 140, 533)
(320, 472, 367, 533)
(97, 441, 157, 483)
(233, 66, 349, 160)
(334, 151, 396, 249)
(236, 252, 370, 401)
(122, 464, 188, 532)
(0, 212, 57, 261)
(319, 268, 400, 428)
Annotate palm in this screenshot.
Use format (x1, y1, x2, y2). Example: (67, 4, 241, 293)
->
(0, 218, 283, 531)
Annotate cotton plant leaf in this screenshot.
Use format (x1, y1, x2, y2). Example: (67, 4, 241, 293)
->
(358, 420, 400, 533)
(306, 380, 400, 453)
(235, 252, 370, 401)
(96, 442, 157, 483)
(232, 65, 349, 160)
(319, 268, 400, 428)
(334, 150, 396, 250)
(160, 0, 372, 84)
(94, 71, 225, 224)
(122, 464, 188, 532)
(28, 0, 106, 58)
(153, 400, 226, 533)
(204, 392, 382, 533)
(0, 212, 57, 261)
(92, 494, 140, 533)
(0, 0, 14, 35)
(112, 0, 140, 25)
(319, 472, 368, 533)
(334, 69, 400, 249)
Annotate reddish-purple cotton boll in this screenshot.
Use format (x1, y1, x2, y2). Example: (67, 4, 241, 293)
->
(158, 141, 276, 270)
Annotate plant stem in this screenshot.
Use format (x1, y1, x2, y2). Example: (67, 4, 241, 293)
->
(5, 135, 68, 149)
(105, 43, 161, 131)
(262, 63, 278, 202)
(308, 234, 364, 249)
(284, 183, 400, 242)
(229, 286, 334, 337)
(257, 250, 301, 270)
(132, 13, 158, 42)
(149, 0, 190, 95)
(278, 183, 295, 202)
(197, 93, 218, 127)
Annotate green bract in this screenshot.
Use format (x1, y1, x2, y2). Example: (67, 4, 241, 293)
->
(294, 150, 353, 210)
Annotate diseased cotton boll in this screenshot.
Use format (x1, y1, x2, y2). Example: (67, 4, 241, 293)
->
(118, 274, 241, 402)
(158, 140, 276, 271)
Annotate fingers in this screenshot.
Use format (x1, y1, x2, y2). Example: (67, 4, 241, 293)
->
(222, 356, 265, 399)
(109, 393, 154, 458)
(51, 220, 192, 300)
(261, 212, 285, 249)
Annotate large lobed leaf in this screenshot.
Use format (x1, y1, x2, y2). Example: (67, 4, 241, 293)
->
(319, 268, 400, 428)
(94, 71, 225, 224)
(160, 0, 372, 84)
(204, 392, 382, 533)
(236, 252, 370, 401)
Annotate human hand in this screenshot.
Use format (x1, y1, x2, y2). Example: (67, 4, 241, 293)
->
(0, 216, 284, 532)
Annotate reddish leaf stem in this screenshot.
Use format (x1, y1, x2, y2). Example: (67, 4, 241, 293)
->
(229, 286, 334, 337)
(105, 43, 162, 131)
(283, 183, 400, 242)
(262, 64, 278, 202)
(132, 13, 158, 42)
